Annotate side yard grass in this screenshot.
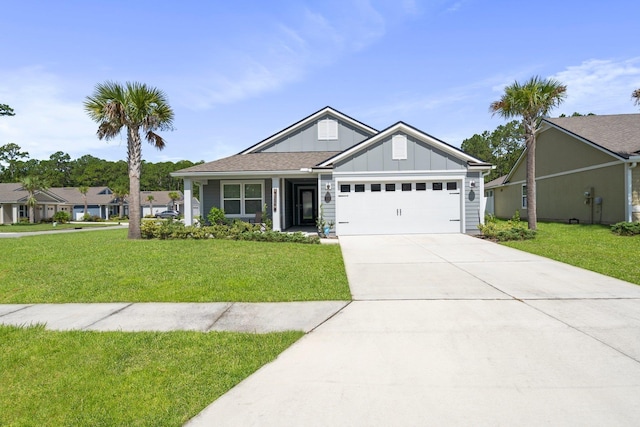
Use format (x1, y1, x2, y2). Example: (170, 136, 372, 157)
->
(0, 228, 351, 303)
(501, 222, 640, 285)
(0, 325, 302, 426)
(0, 222, 120, 232)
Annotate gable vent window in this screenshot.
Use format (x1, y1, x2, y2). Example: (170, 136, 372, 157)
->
(392, 134, 407, 160)
(318, 118, 339, 140)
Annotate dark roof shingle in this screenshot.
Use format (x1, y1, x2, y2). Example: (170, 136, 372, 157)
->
(545, 114, 640, 158)
(174, 151, 341, 174)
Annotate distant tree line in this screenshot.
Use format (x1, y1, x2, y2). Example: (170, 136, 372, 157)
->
(0, 142, 203, 192)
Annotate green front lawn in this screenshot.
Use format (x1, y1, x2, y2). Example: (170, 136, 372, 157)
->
(0, 228, 351, 303)
(502, 222, 640, 285)
(0, 325, 302, 426)
(0, 222, 119, 232)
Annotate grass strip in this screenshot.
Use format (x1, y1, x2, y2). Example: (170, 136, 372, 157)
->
(0, 325, 302, 426)
(0, 223, 118, 233)
(502, 222, 640, 285)
(0, 229, 351, 303)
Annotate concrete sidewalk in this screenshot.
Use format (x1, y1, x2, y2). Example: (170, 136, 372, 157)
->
(187, 234, 640, 426)
(0, 301, 348, 333)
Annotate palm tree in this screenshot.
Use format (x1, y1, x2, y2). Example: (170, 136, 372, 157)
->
(113, 186, 128, 218)
(632, 89, 640, 107)
(490, 76, 567, 230)
(78, 186, 89, 218)
(20, 176, 49, 223)
(84, 81, 174, 239)
(168, 191, 180, 211)
(146, 194, 155, 217)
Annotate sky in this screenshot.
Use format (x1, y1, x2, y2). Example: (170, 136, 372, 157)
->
(1, 0, 639, 164)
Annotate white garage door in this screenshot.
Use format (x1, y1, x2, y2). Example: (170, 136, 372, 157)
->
(336, 181, 462, 235)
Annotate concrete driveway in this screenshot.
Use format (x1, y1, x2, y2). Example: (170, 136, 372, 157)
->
(187, 234, 640, 426)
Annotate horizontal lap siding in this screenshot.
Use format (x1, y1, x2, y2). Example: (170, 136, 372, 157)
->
(319, 174, 335, 226)
(465, 172, 482, 234)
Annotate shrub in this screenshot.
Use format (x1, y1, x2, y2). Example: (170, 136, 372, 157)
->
(478, 211, 536, 241)
(52, 211, 71, 224)
(140, 219, 319, 244)
(611, 221, 640, 236)
(207, 207, 227, 225)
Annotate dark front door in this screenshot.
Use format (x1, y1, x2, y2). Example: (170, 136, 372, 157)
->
(297, 187, 316, 225)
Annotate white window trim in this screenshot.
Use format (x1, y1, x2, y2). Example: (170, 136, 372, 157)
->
(221, 180, 264, 217)
(521, 184, 527, 209)
(318, 118, 338, 140)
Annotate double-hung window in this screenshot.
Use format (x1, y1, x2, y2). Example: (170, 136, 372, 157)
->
(222, 181, 264, 216)
(521, 185, 527, 209)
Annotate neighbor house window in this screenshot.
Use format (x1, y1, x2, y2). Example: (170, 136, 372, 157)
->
(522, 185, 527, 209)
(392, 135, 407, 160)
(318, 118, 338, 140)
(222, 181, 264, 216)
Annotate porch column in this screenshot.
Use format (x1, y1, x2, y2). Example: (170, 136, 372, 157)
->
(12, 204, 18, 223)
(183, 178, 193, 225)
(199, 182, 204, 218)
(271, 177, 281, 231)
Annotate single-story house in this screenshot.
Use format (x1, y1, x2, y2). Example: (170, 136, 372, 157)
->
(140, 190, 200, 217)
(0, 185, 196, 223)
(486, 113, 640, 224)
(172, 106, 493, 235)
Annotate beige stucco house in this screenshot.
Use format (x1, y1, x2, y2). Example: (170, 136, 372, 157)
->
(486, 114, 640, 224)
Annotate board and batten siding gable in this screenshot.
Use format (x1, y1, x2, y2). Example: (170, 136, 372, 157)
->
(334, 133, 467, 172)
(258, 114, 373, 153)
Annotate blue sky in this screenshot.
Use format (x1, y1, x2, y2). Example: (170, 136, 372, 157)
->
(1, 0, 639, 164)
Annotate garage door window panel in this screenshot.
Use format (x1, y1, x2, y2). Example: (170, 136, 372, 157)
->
(354, 184, 365, 193)
(416, 183, 426, 191)
(371, 184, 381, 192)
(340, 184, 351, 193)
(402, 183, 412, 191)
(385, 183, 396, 192)
(447, 182, 458, 191)
(433, 183, 443, 191)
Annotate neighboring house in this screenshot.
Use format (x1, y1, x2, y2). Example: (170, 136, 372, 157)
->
(0, 183, 68, 224)
(0, 185, 198, 223)
(486, 114, 640, 224)
(172, 107, 492, 235)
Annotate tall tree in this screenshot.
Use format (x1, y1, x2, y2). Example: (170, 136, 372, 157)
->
(20, 176, 49, 223)
(146, 194, 155, 217)
(0, 104, 15, 117)
(113, 186, 128, 218)
(78, 186, 89, 217)
(633, 89, 640, 107)
(0, 143, 29, 182)
(84, 81, 174, 239)
(168, 191, 180, 211)
(490, 76, 567, 230)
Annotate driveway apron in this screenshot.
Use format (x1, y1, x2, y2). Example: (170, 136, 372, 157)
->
(187, 234, 640, 426)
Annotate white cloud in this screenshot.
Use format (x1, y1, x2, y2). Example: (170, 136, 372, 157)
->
(0, 67, 123, 161)
(551, 58, 640, 115)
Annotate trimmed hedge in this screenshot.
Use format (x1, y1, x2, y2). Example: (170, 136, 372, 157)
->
(141, 219, 320, 244)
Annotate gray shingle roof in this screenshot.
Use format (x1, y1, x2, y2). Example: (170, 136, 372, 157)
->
(544, 114, 640, 158)
(175, 151, 341, 174)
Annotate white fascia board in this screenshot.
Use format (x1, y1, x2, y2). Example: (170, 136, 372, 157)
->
(239, 107, 378, 155)
(319, 122, 481, 167)
(333, 169, 467, 182)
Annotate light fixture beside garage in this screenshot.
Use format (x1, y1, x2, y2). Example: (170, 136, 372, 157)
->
(325, 192, 332, 203)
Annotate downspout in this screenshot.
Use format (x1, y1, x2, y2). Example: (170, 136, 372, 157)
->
(626, 161, 637, 222)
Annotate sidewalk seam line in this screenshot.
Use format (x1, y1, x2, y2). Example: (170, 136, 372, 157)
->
(82, 303, 134, 330)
